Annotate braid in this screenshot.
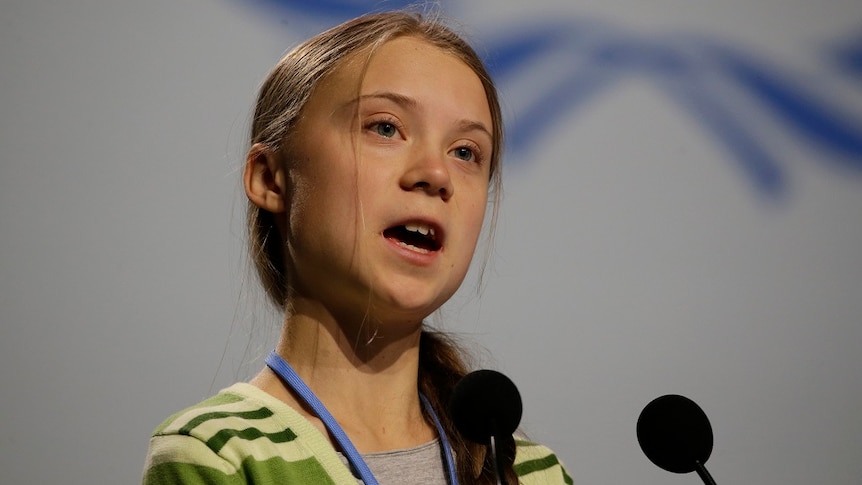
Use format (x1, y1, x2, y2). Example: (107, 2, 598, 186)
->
(418, 330, 519, 485)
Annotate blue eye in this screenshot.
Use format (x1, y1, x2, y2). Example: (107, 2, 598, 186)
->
(375, 122, 397, 138)
(452, 146, 475, 162)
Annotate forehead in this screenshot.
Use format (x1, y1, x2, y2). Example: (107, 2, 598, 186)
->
(363, 36, 475, 86)
(319, 36, 492, 124)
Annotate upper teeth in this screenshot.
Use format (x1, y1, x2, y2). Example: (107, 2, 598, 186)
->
(404, 223, 435, 238)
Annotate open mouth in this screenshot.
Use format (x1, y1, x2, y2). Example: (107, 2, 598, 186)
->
(383, 223, 441, 253)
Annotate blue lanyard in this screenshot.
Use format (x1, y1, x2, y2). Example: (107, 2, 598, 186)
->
(265, 351, 459, 485)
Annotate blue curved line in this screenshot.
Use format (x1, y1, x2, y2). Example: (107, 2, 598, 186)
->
(483, 22, 609, 79)
(649, 40, 786, 195)
(253, 0, 421, 20)
(484, 29, 567, 79)
(591, 36, 786, 195)
(484, 23, 637, 157)
(636, 38, 788, 195)
(237, 0, 862, 197)
(832, 31, 862, 79)
(504, 64, 624, 159)
(710, 46, 862, 164)
(489, 29, 780, 193)
(658, 66, 786, 196)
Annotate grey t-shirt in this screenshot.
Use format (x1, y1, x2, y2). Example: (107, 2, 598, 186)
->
(339, 439, 448, 484)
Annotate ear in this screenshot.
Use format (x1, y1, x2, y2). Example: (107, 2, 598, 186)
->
(244, 143, 287, 213)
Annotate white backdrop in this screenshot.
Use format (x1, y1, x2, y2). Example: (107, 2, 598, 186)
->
(2, 1, 861, 484)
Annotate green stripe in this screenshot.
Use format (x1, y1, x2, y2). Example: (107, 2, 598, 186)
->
(206, 426, 298, 453)
(240, 455, 338, 485)
(143, 457, 335, 485)
(144, 455, 336, 485)
(562, 465, 574, 485)
(144, 461, 244, 485)
(199, 391, 247, 407)
(514, 439, 573, 483)
(179, 407, 275, 435)
(153, 393, 246, 435)
(515, 453, 562, 477)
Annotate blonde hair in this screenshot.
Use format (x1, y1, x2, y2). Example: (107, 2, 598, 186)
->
(246, 11, 509, 484)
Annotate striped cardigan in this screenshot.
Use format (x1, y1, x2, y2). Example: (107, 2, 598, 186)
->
(143, 383, 572, 484)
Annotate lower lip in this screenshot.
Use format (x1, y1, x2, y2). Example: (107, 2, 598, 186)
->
(384, 236, 440, 266)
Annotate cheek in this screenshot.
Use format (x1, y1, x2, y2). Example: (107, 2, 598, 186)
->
(466, 187, 490, 229)
(291, 151, 360, 209)
(456, 193, 490, 254)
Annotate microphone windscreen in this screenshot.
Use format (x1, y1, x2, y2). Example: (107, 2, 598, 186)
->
(636, 394, 713, 474)
(449, 370, 523, 444)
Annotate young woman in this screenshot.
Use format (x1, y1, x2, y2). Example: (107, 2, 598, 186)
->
(143, 11, 571, 485)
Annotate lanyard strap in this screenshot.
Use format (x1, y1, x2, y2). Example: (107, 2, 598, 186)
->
(265, 351, 459, 485)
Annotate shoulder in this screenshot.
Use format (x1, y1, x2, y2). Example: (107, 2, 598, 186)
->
(143, 383, 353, 484)
(514, 439, 574, 485)
(150, 383, 295, 447)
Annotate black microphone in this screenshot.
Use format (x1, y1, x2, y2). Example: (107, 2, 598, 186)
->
(636, 394, 717, 485)
(450, 370, 523, 485)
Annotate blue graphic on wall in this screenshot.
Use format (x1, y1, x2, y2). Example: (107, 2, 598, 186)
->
(246, 0, 862, 197)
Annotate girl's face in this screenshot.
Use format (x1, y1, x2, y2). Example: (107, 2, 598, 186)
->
(282, 36, 494, 327)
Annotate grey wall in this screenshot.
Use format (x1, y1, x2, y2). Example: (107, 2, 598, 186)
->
(2, 1, 861, 484)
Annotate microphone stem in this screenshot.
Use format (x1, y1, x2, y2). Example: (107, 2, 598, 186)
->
(490, 435, 508, 485)
(695, 461, 717, 485)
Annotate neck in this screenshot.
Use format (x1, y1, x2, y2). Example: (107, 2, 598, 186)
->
(253, 296, 435, 452)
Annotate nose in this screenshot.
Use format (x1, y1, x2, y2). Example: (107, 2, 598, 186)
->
(400, 146, 453, 201)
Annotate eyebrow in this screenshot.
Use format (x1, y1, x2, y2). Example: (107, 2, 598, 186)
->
(357, 91, 419, 109)
(350, 91, 493, 140)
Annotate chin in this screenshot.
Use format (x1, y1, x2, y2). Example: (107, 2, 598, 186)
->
(374, 290, 452, 322)
(365, 271, 462, 317)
